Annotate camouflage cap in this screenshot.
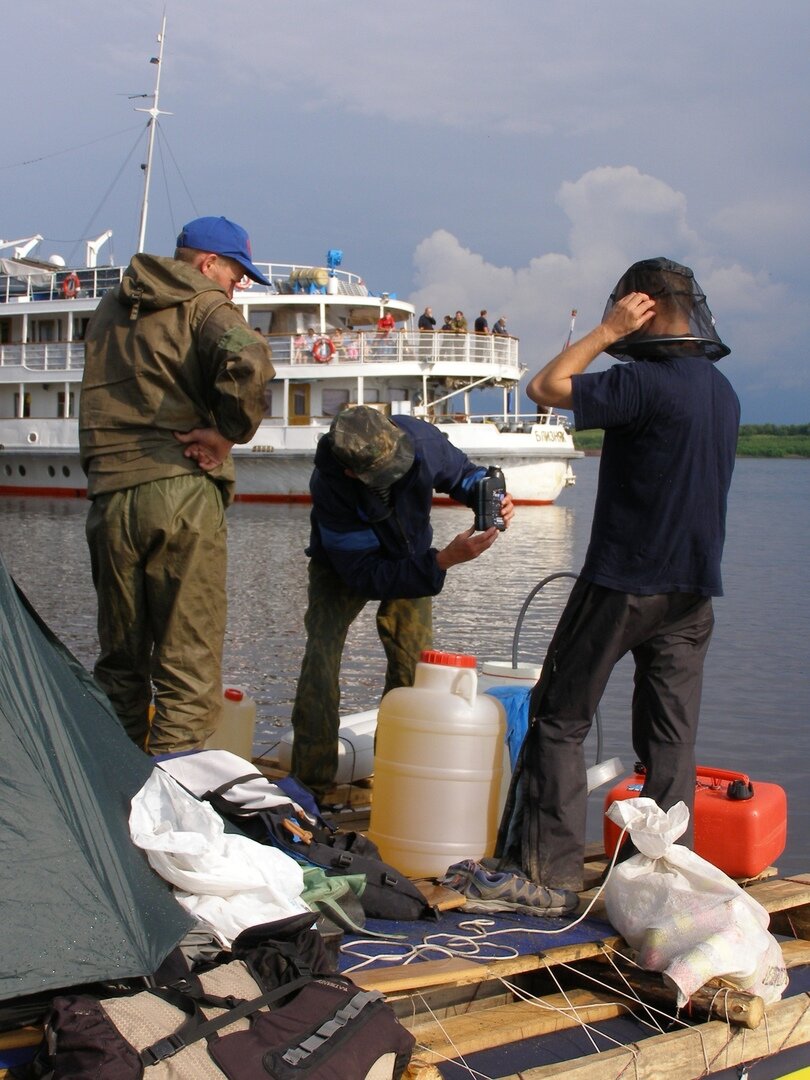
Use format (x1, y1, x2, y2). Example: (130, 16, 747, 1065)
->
(329, 406, 415, 487)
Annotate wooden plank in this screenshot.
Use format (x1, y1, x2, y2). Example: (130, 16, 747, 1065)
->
(746, 877, 810, 913)
(353, 937, 623, 995)
(405, 987, 627, 1065)
(782, 937, 810, 967)
(412, 880, 467, 911)
(506, 992, 810, 1080)
(0, 1027, 41, 1051)
(771, 904, 810, 940)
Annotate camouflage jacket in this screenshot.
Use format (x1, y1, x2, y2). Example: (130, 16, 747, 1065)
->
(79, 254, 275, 504)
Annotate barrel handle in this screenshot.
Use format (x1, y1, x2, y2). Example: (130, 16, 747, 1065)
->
(696, 766, 751, 787)
(452, 668, 477, 707)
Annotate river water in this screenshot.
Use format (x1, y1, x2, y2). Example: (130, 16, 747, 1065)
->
(0, 456, 807, 875)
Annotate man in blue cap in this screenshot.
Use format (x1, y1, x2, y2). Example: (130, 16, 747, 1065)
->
(80, 216, 275, 753)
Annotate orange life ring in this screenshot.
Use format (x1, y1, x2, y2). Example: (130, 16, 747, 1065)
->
(61, 272, 80, 299)
(312, 337, 335, 363)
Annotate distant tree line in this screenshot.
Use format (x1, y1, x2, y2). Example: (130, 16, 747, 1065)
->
(572, 425, 810, 458)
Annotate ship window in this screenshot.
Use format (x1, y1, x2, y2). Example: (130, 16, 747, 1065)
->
(3, 465, 10, 477)
(57, 391, 75, 418)
(29, 320, 57, 343)
(62, 466, 71, 477)
(48, 466, 55, 478)
(13, 392, 31, 418)
(263, 385, 274, 417)
(322, 389, 350, 417)
(363, 389, 380, 404)
(389, 387, 408, 401)
(18, 465, 26, 477)
(74, 317, 92, 341)
(0, 318, 11, 344)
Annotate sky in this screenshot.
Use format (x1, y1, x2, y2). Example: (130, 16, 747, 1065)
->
(3, 1, 809, 423)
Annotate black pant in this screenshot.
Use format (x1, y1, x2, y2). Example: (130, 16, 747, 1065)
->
(496, 580, 715, 890)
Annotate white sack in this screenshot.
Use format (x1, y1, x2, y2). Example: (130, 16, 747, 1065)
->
(157, 749, 302, 813)
(604, 797, 787, 1007)
(130, 769, 309, 947)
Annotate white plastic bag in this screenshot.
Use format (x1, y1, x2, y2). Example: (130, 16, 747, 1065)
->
(604, 797, 787, 1007)
(130, 769, 310, 947)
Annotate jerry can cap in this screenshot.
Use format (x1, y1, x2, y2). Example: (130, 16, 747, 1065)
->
(419, 649, 476, 668)
(224, 687, 245, 702)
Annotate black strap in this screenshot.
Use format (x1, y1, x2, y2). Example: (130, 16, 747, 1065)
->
(139, 974, 313, 1067)
(203, 785, 299, 821)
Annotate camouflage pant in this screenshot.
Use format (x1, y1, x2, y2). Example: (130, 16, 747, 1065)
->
(290, 558, 433, 798)
(86, 473, 227, 754)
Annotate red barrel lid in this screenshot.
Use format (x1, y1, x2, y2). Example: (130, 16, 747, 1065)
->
(419, 649, 477, 668)
(223, 687, 244, 702)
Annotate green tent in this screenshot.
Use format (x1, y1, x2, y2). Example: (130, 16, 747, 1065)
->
(0, 555, 192, 1001)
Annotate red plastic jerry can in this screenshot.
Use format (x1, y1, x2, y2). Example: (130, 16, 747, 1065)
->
(603, 764, 787, 879)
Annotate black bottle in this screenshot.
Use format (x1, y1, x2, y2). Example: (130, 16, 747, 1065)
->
(473, 466, 506, 531)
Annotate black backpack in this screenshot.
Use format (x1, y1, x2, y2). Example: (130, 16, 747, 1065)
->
(35, 914, 415, 1080)
(205, 779, 433, 923)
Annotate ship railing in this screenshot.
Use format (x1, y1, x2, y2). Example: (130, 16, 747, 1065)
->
(268, 329, 519, 367)
(0, 342, 86, 371)
(0, 261, 372, 304)
(431, 411, 572, 432)
(0, 266, 125, 303)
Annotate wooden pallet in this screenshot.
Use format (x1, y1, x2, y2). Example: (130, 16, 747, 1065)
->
(351, 873, 810, 1079)
(3, 876, 807, 1079)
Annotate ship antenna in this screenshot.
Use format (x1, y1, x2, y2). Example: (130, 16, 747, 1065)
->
(134, 13, 171, 253)
(563, 308, 578, 350)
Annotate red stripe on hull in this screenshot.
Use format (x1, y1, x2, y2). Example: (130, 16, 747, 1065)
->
(0, 485, 86, 499)
(0, 486, 553, 508)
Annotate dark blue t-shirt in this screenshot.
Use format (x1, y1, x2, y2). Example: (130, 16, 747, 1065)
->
(572, 357, 740, 596)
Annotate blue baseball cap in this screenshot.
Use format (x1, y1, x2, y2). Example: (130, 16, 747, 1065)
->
(176, 216, 271, 286)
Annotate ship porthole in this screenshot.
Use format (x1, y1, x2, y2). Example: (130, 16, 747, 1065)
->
(27, 432, 38, 444)
(62, 466, 71, 477)
(47, 466, 56, 478)
(18, 465, 26, 477)
(3, 465, 10, 477)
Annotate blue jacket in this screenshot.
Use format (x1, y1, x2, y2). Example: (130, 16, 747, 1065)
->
(306, 415, 486, 600)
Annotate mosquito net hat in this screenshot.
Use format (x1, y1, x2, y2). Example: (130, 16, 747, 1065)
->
(602, 257, 730, 362)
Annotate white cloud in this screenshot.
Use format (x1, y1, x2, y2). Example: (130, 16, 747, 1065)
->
(409, 166, 809, 410)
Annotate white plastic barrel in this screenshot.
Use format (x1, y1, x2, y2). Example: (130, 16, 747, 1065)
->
(204, 687, 257, 760)
(275, 709, 377, 786)
(477, 659, 542, 692)
(368, 650, 506, 877)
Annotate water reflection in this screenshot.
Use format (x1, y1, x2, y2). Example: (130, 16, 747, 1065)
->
(0, 457, 808, 875)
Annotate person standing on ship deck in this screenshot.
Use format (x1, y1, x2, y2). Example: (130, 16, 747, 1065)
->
(290, 405, 514, 802)
(79, 216, 275, 754)
(496, 257, 740, 891)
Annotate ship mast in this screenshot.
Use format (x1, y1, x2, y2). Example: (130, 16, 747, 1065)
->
(135, 14, 170, 253)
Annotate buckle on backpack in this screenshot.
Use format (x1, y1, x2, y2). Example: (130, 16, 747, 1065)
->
(141, 1033, 185, 1065)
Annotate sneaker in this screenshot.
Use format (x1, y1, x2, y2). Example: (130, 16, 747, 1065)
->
(438, 859, 578, 918)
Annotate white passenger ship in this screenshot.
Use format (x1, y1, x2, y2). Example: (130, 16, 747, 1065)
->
(0, 243, 582, 504)
(0, 15, 580, 505)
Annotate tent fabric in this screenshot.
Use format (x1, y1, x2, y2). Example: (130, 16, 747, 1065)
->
(0, 554, 192, 1002)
